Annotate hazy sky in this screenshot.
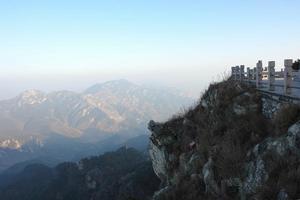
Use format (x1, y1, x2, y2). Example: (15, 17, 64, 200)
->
(0, 0, 300, 99)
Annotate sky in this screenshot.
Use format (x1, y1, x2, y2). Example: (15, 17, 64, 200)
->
(0, 0, 300, 99)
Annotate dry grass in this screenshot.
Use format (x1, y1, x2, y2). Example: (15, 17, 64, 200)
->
(257, 151, 300, 199)
(154, 79, 300, 199)
(273, 104, 300, 136)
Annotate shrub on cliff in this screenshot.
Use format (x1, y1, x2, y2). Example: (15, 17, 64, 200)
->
(257, 151, 300, 199)
(149, 79, 300, 200)
(273, 104, 300, 136)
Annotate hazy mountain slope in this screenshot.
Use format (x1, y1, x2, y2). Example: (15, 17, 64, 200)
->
(0, 133, 150, 174)
(0, 147, 160, 200)
(0, 80, 193, 172)
(0, 80, 193, 144)
(84, 80, 192, 124)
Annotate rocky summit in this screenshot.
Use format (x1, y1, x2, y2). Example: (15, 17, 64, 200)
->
(148, 80, 300, 200)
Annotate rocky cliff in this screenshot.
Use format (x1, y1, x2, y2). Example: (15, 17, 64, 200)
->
(148, 80, 300, 200)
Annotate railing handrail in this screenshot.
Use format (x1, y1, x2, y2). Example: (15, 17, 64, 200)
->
(231, 59, 300, 98)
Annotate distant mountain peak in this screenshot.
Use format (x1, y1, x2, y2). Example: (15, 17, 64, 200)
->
(20, 89, 44, 97)
(109, 79, 133, 84)
(17, 89, 46, 105)
(84, 79, 137, 94)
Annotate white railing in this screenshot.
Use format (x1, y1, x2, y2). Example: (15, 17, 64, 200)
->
(231, 59, 300, 98)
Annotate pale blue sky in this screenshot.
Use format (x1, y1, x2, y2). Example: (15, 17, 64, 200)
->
(0, 0, 300, 99)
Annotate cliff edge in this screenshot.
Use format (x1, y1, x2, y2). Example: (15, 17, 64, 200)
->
(148, 80, 300, 200)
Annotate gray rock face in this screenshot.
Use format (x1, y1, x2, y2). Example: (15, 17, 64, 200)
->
(233, 103, 247, 115)
(261, 97, 282, 118)
(148, 120, 163, 137)
(152, 186, 172, 200)
(242, 121, 300, 196)
(149, 140, 168, 183)
(149, 118, 300, 199)
(148, 81, 300, 199)
(277, 189, 289, 200)
(185, 152, 203, 175)
(287, 121, 300, 150)
(202, 157, 220, 196)
(243, 156, 268, 194)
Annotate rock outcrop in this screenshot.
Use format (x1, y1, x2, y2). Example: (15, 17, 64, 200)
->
(149, 80, 300, 200)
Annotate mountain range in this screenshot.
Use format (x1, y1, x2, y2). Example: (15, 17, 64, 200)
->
(0, 80, 194, 172)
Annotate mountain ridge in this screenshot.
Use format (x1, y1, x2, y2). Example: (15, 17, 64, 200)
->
(0, 79, 194, 144)
(0, 147, 160, 200)
(0, 79, 194, 172)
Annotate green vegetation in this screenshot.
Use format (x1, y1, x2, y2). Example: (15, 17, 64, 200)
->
(0, 147, 160, 200)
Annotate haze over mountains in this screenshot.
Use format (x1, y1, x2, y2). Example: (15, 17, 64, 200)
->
(0, 147, 160, 200)
(0, 79, 194, 172)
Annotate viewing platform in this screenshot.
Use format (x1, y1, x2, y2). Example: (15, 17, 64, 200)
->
(231, 59, 300, 103)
